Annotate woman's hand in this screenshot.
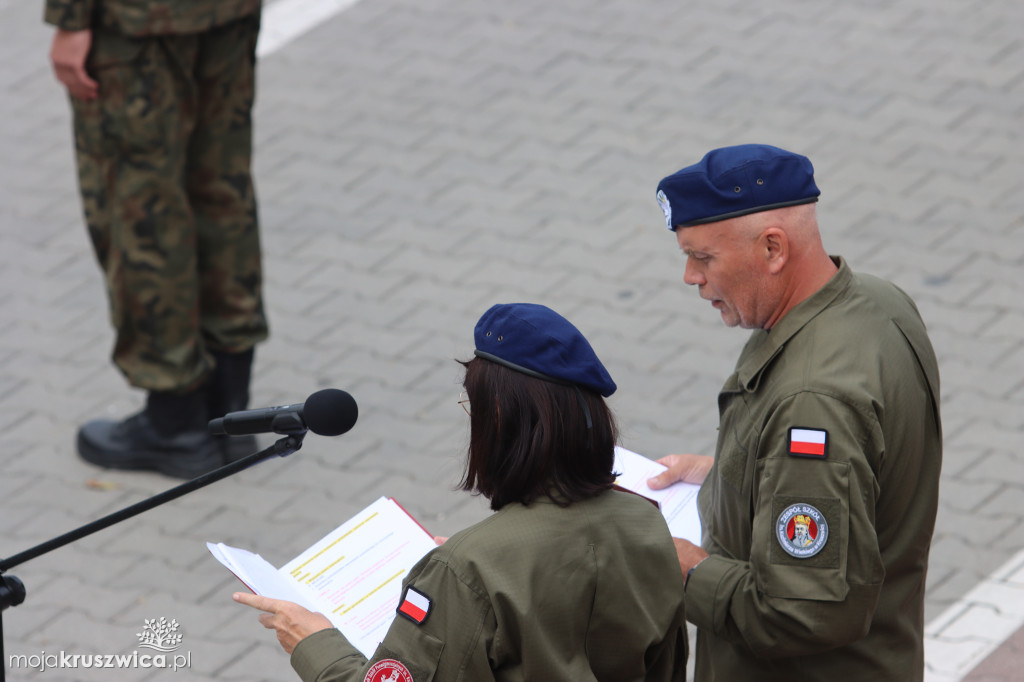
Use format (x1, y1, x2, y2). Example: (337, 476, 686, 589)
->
(233, 592, 332, 654)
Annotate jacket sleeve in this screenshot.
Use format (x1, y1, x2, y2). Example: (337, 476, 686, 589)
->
(290, 555, 495, 682)
(686, 391, 885, 658)
(44, 0, 94, 30)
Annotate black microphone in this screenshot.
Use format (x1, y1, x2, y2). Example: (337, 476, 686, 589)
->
(208, 389, 358, 437)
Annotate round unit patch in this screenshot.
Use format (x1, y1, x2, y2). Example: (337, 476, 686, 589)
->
(364, 659, 414, 682)
(776, 503, 829, 558)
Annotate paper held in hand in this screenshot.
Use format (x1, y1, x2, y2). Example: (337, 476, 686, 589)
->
(613, 446, 702, 544)
(207, 496, 436, 658)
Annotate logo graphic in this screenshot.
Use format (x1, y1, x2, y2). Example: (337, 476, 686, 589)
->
(136, 617, 183, 652)
(657, 189, 672, 229)
(776, 503, 829, 558)
(364, 658, 414, 682)
(8, 618, 191, 672)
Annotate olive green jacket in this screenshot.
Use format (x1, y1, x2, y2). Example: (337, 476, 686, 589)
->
(686, 257, 942, 681)
(44, 0, 260, 35)
(291, 489, 688, 681)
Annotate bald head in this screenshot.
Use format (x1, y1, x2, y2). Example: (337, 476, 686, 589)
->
(732, 203, 819, 247)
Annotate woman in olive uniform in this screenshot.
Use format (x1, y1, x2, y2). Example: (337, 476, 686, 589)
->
(235, 303, 688, 682)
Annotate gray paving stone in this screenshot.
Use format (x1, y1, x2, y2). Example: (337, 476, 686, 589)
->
(934, 504, 1020, 548)
(213, 639, 295, 682)
(927, 536, 1018, 610)
(939, 478, 1006, 514)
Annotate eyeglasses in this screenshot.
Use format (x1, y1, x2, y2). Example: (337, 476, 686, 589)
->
(457, 391, 470, 416)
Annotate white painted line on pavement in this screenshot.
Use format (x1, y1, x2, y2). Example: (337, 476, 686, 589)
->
(924, 547, 1024, 681)
(257, 0, 364, 58)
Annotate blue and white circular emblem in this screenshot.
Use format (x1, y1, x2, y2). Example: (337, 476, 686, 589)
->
(776, 503, 828, 558)
(656, 189, 672, 229)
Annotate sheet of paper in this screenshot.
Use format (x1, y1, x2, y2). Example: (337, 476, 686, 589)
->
(613, 446, 702, 544)
(279, 496, 437, 658)
(206, 542, 321, 612)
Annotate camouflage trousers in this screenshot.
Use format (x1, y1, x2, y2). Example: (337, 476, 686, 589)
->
(71, 13, 268, 393)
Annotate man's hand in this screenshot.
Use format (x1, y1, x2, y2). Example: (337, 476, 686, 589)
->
(50, 29, 98, 100)
(233, 592, 332, 654)
(647, 453, 714, 490)
(673, 537, 709, 577)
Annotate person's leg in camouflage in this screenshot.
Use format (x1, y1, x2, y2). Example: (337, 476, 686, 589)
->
(71, 15, 266, 478)
(190, 14, 267, 461)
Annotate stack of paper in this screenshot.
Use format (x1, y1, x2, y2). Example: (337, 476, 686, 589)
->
(208, 496, 436, 657)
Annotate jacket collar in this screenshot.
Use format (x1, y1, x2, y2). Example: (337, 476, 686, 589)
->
(735, 256, 850, 393)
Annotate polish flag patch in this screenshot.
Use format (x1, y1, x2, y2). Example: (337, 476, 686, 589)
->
(396, 586, 431, 625)
(788, 427, 828, 458)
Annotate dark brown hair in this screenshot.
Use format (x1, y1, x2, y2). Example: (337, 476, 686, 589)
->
(458, 357, 618, 511)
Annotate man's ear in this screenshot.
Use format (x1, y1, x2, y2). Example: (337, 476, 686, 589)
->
(762, 227, 788, 275)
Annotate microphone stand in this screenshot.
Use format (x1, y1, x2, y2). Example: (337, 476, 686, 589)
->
(0, 432, 306, 682)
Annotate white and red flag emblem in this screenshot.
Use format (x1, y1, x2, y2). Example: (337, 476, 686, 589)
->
(396, 586, 431, 624)
(788, 427, 828, 458)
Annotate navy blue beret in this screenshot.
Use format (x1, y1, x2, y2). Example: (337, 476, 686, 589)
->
(473, 303, 616, 397)
(656, 144, 820, 231)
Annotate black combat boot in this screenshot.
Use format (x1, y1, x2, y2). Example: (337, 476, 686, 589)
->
(77, 386, 223, 479)
(208, 348, 258, 462)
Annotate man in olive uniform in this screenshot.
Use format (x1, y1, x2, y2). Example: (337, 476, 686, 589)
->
(647, 144, 942, 680)
(46, 0, 269, 478)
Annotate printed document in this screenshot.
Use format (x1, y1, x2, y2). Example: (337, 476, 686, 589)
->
(613, 446, 702, 544)
(208, 496, 436, 658)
